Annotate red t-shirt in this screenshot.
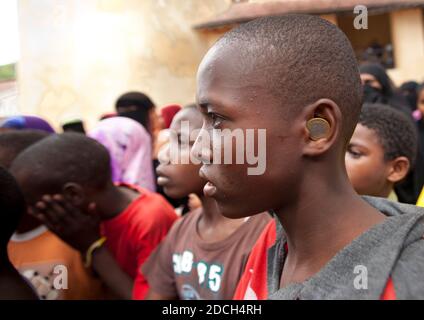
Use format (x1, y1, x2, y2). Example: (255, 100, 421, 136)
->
(233, 220, 276, 300)
(101, 184, 178, 299)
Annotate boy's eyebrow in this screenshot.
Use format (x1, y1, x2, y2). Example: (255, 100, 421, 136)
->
(197, 101, 208, 110)
(197, 99, 229, 112)
(197, 95, 237, 114)
(349, 141, 366, 149)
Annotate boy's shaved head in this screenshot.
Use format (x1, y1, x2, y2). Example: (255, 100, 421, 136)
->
(10, 133, 112, 204)
(209, 14, 362, 140)
(0, 130, 49, 169)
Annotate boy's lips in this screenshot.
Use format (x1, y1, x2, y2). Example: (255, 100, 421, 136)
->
(156, 166, 171, 187)
(157, 176, 171, 187)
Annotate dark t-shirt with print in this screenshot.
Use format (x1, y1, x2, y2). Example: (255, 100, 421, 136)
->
(142, 209, 271, 300)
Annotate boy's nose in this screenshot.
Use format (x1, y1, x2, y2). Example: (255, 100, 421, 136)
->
(191, 128, 212, 164)
(157, 142, 170, 164)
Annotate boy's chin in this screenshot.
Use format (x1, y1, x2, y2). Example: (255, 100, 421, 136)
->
(163, 187, 188, 200)
(216, 201, 256, 220)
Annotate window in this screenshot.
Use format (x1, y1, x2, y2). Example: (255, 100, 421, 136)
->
(338, 12, 395, 68)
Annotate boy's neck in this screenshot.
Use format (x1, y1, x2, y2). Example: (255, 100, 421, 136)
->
(197, 193, 247, 242)
(95, 184, 139, 220)
(199, 194, 220, 221)
(276, 168, 386, 287)
(379, 184, 394, 199)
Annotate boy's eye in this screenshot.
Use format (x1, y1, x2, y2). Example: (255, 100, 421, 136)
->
(209, 112, 224, 128)
(176, 133, 194, 148)
(347, 147, 362, 159)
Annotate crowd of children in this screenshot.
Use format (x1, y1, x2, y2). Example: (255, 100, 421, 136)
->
(1, 14, 424, 300)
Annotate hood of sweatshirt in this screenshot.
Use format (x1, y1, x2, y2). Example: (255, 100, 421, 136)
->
(267, 196, 424, 300)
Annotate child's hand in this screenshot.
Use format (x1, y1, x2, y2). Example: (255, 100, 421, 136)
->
(188, 193, 202, 211)
(29, 194, 102, 253)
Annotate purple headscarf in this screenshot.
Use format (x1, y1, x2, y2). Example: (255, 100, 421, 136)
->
(1, 115, 55, 133)
(89, 117, 155, 192)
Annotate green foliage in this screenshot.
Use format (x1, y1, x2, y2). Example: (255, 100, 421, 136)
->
(0, 64, 16, 81)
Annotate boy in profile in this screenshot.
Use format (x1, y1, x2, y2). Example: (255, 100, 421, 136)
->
(193, 15, 424, 299)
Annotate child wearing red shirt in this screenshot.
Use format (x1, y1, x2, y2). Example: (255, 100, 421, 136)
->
(11, 133, 177, 299)
(102, 183, 177, 299)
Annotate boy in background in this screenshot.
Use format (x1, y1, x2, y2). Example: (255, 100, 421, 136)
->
(143, 107, 270, 299)
(0, 130, 104, 300)
(346, 103, 417, 200)
(11, 133, 177, 299)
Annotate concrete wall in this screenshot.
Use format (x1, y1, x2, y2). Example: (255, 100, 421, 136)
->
(0, 81, 18, 117)
(16, 1, 424, 129)
(17, 0, 230, 130)
(388, 8, 424, 85)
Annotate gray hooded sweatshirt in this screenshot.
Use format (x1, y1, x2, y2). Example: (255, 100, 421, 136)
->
(267, 196, 424, 299)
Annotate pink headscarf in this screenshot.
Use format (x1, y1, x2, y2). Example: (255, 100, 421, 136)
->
(89, 117, 155, 191)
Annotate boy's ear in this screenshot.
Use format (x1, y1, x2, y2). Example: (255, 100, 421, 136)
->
(62, 182, 86, 206)
(387, 156, 410, 184)
(302, 99, 341, 156)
